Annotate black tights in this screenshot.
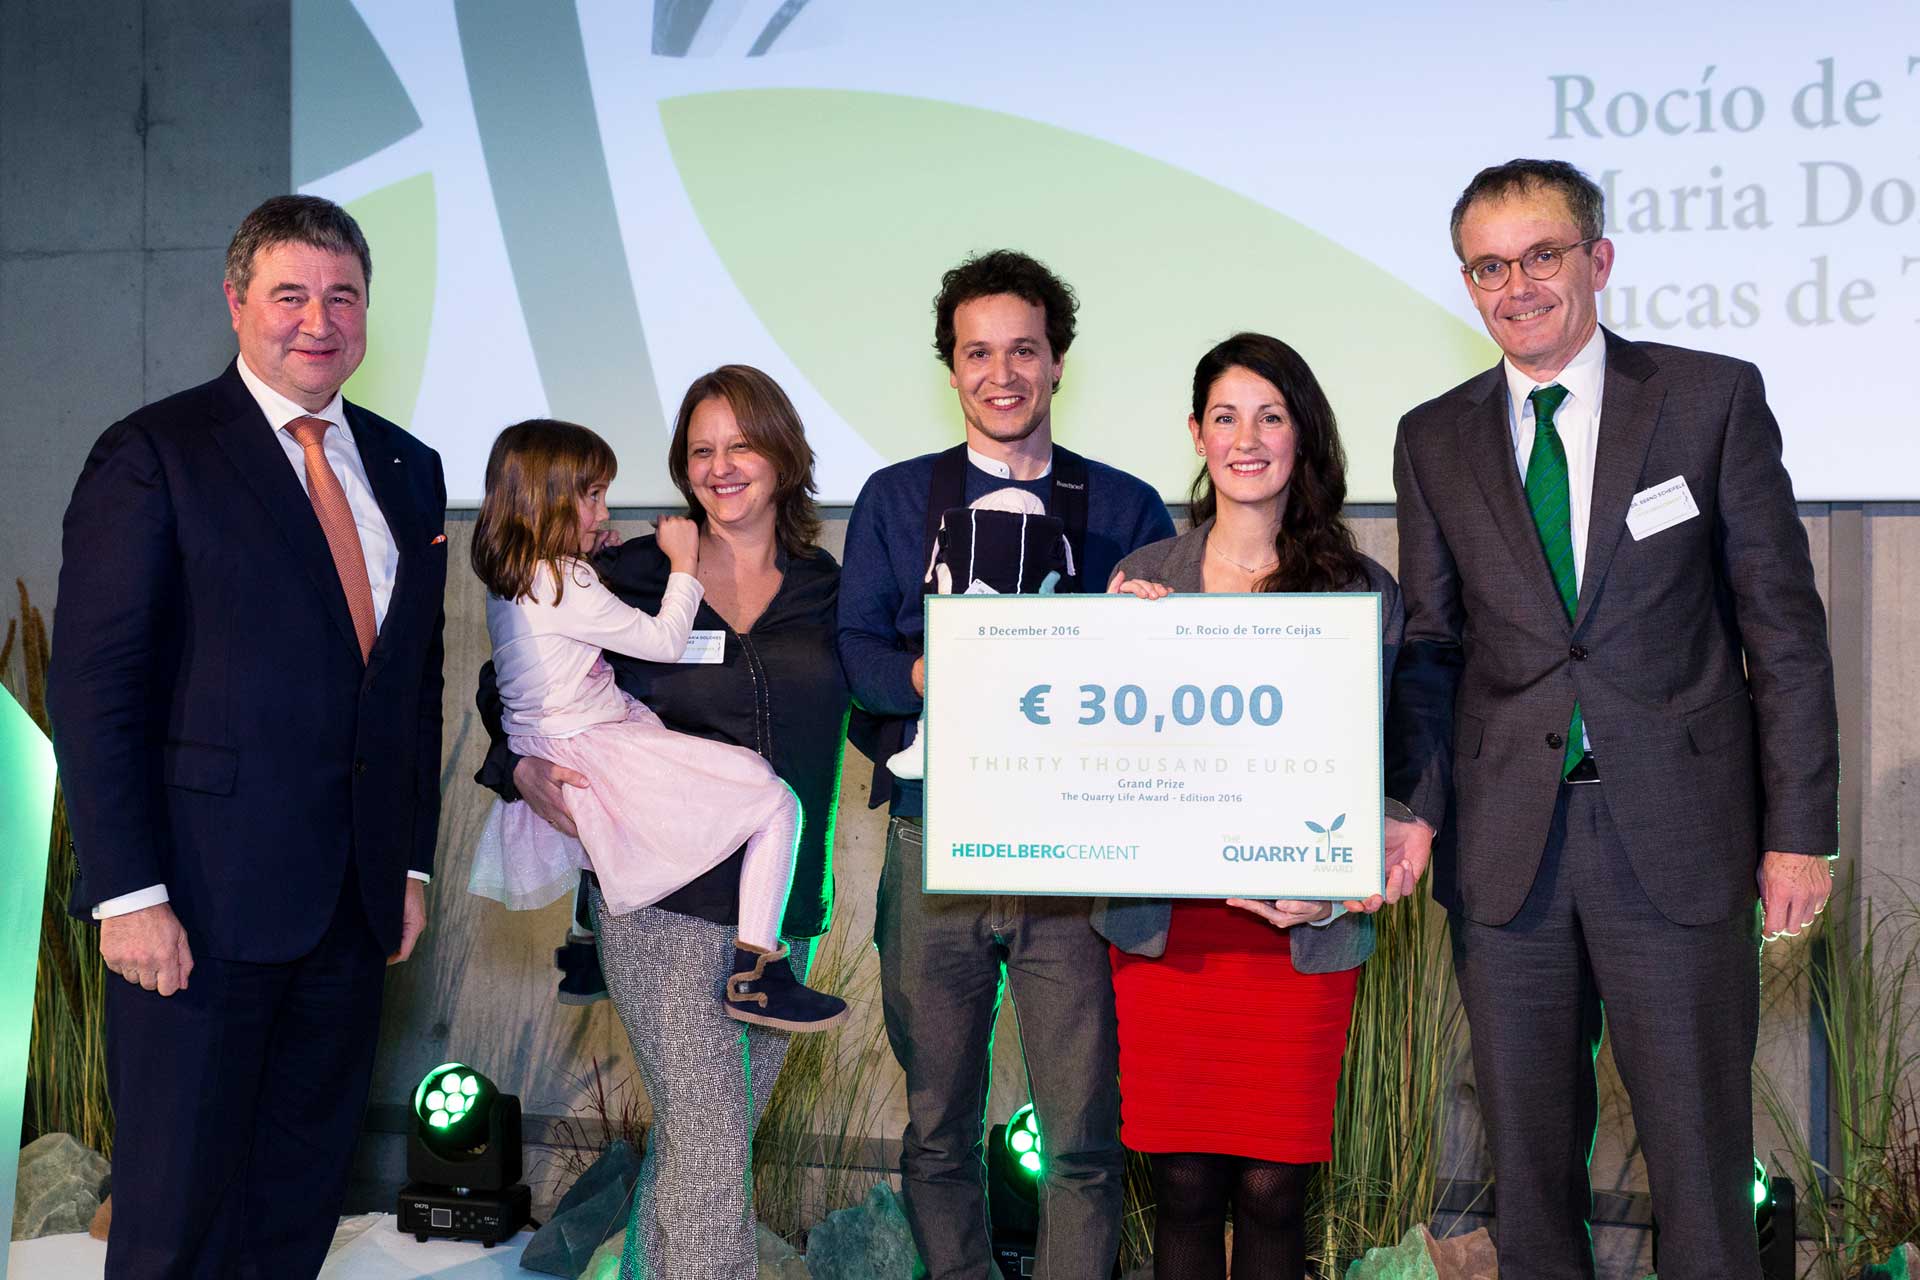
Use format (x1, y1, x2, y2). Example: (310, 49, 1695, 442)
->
(1150, 1152, 1314, 1280)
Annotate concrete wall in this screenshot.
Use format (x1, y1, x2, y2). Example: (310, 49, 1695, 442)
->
(0, 0, 289, 614)
(2, 2, 1915, 1266)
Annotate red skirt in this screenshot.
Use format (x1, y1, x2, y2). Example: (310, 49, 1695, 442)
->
(1110, 901, 1360, 1163)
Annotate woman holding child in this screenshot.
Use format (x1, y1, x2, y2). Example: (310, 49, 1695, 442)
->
(473, 365, 850, 1279)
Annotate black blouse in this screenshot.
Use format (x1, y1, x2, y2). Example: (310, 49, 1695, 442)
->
(476, 536, 851, 937)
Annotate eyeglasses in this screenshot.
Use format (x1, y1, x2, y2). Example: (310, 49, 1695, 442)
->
(1460, 239, 1600, 291)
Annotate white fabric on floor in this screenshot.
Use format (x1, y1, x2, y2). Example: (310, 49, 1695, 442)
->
(7, 1216, 534, 1279)
(7, 1230, 105, 1276)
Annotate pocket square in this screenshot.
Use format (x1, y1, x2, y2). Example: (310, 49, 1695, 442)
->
(430, 534, 447, 546)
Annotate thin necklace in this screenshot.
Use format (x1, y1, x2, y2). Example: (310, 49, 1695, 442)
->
(1206, 538, 1278, 575)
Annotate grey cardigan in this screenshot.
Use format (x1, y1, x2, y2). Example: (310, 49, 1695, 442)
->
(1088, 520, 1406, 974)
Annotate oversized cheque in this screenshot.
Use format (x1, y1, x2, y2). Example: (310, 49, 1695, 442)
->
(922, 593, 1383, 900)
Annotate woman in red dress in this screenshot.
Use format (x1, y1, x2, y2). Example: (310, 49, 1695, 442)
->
(1093, 333, 1408, 1279)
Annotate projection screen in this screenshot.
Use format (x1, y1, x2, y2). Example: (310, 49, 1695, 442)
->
(295, 1, 1920, 504)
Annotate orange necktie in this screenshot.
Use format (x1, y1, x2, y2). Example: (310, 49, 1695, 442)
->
(288, 416, 378, 661)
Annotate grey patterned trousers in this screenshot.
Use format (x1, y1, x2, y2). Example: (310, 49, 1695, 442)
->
(592, 889, 814, 1280)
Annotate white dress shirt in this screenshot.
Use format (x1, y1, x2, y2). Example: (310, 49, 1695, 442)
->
(967, 444, 1053, 479)
(95, 359, 422, 920)
(1503, 323, 1607, 754)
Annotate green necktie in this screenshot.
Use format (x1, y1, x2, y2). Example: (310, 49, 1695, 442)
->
(1524, 384, 1585, 777)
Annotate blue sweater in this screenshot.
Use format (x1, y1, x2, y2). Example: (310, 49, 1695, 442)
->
(837, 450, 1175, 816)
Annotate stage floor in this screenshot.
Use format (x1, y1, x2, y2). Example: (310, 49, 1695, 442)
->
(7, 1214, 537, 1278)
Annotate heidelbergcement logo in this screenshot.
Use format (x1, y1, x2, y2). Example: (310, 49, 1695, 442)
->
(1220, 813, 1356, 866)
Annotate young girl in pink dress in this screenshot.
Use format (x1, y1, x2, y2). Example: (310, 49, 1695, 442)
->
(468, 418, 845, 1032)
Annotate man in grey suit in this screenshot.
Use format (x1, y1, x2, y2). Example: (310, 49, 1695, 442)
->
(1386, 159, 1838, 1280)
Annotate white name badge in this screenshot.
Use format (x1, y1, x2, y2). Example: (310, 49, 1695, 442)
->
(1626, 475, 1700, 541)
(677, 629, 726, 664)
(922, 593, 1385, 901)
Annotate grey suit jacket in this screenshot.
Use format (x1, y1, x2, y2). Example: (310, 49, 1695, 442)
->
(1386, 329, 1838, 928)
(1089, 520, 1405, 974)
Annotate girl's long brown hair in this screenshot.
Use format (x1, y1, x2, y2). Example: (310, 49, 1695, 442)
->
(471, 419, 616, 604)
(1188, 333, 1366, 594)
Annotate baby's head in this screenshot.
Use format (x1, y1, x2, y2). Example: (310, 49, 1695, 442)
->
(967, 486, 1048, 518)
(472, 419, 617, 603)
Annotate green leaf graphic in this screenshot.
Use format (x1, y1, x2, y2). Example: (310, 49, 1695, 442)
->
(343, 174, 436, 427)
(661, 90, 1497, 500)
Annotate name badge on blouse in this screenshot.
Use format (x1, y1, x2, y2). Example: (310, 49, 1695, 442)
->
(677, 630, 726, 664)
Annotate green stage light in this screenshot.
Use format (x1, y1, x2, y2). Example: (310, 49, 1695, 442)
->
(1656, 1155, 1793, 1280)
(987, 1101, 1047, 1266)
(1004, 1104, 1044, 1180)
(400, 1058, 530, 1244)
(413, 1062, 496, 1153)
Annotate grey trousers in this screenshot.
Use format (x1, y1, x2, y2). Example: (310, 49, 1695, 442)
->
(592, 889, 813, 1280)
(875, 816, 1124, 1280)
(1451, 783, 1762, 1280)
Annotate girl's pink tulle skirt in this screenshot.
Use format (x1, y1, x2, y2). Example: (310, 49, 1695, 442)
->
(469, 692, 791, 916)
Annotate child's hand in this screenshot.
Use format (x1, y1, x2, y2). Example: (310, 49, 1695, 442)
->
(655, 515, 700, 573)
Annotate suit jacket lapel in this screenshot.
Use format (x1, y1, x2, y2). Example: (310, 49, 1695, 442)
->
(1573, 332, 1664, 628)
(205, 364, 365, 657)
(347, 403, 420, 666)
(1162, 520, 1210, 591)
(1455, 366, 1570, 626)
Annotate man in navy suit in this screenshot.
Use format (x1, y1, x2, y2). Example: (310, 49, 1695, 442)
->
(47, 195, 448, 1278)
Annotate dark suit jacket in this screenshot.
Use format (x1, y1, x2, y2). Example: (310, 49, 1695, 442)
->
(48, 362, 448, 962)
(1386, 329, 1838, 928)
(1089, 520, 1403, 974)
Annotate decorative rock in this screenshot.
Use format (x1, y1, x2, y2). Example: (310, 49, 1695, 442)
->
(12, 1132, 110, 1242)
(1858, 1241, 1920, 1280)
(524, 1141, 644, 1276)
(759, 1222, 811, 1278)
(577, 1232, 624, 1280)
(567, 1221, 808, 1279)
(801, 1183, 917, 1280)
(1342, 1224, 1438, 1280)
(1427, 1227, 1497, 1280)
